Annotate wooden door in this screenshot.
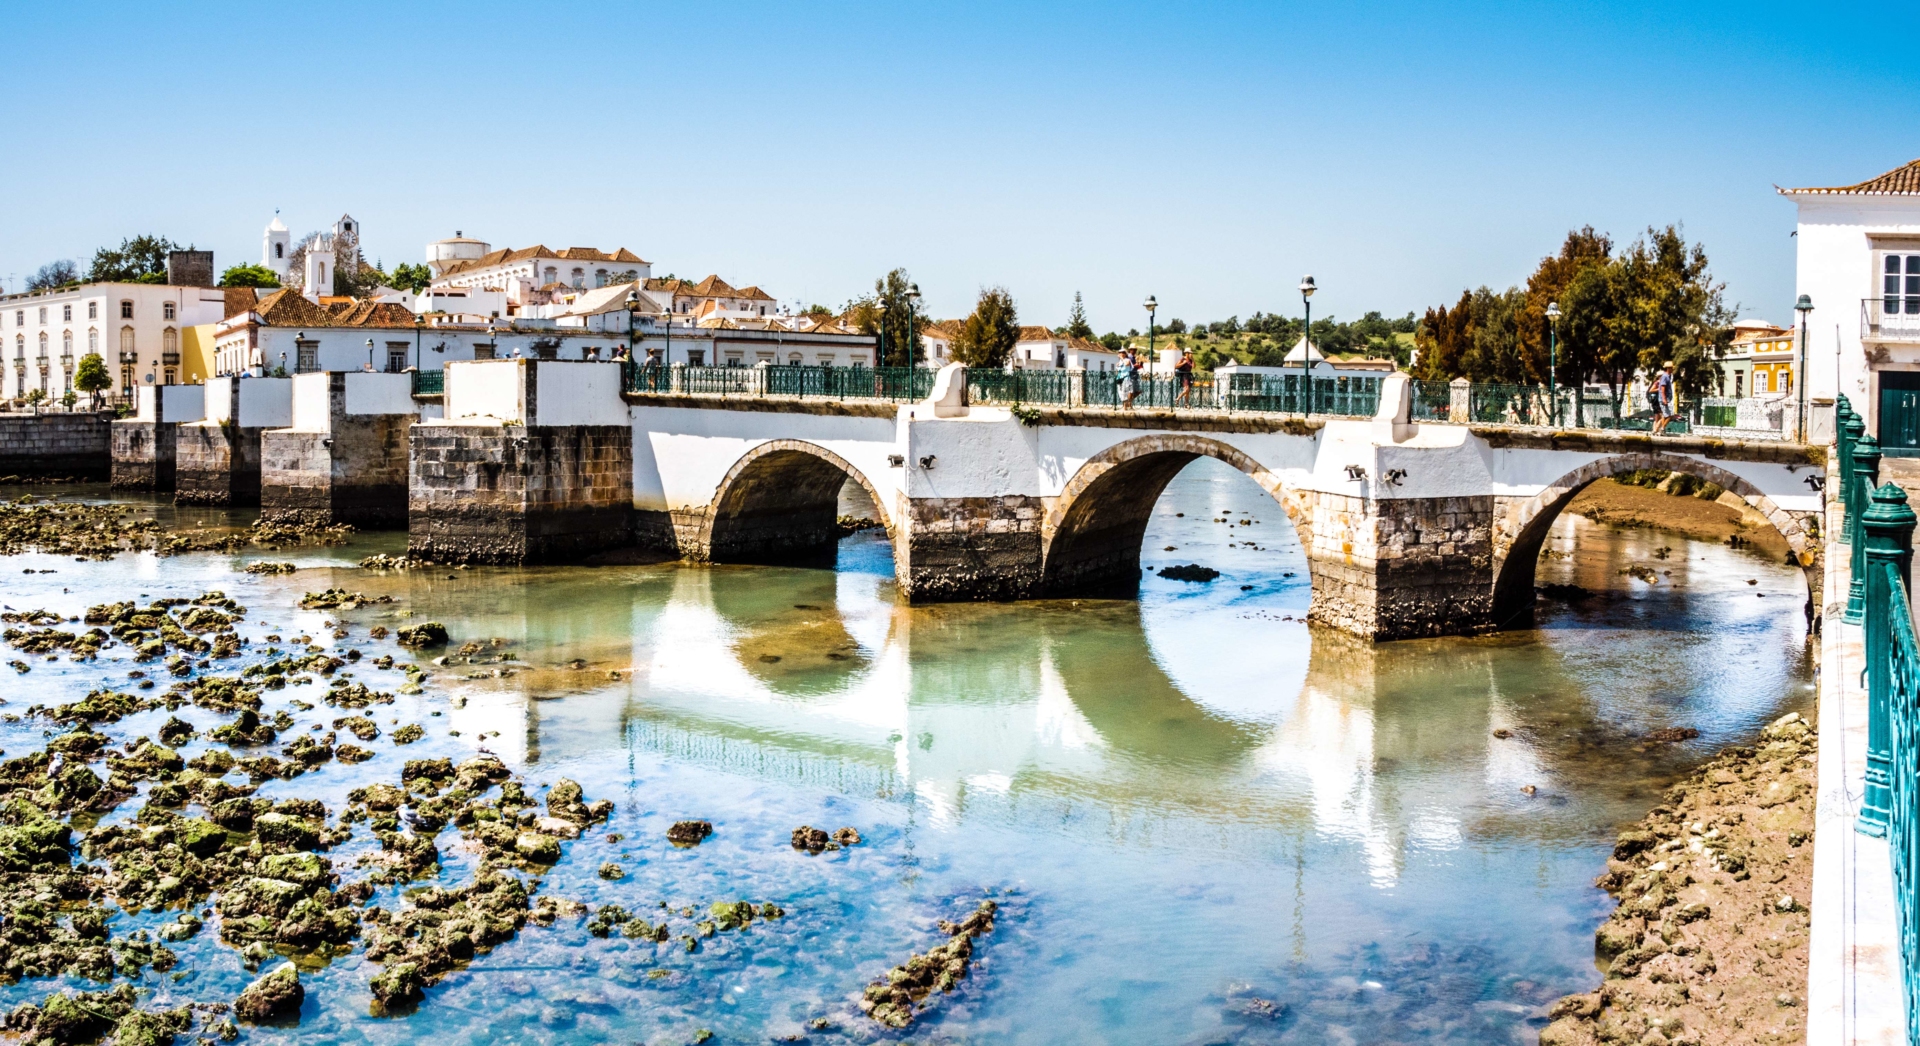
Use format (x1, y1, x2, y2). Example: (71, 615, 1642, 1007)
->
(1880, 371, 1920, 456)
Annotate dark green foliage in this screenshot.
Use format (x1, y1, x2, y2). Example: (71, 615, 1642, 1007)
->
(87, 237, 179, 284)
(217, 264, 280, 288)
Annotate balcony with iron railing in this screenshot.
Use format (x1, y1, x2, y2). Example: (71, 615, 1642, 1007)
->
(1864, 297, 1920, 341)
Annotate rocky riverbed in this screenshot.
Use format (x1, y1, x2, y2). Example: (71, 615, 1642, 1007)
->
(1539, 711, 1816, 1046)
(0, 577, 945, 1045)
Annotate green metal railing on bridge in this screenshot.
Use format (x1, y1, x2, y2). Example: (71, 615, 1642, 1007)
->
(621, 362, 1383, 419)
(1840, 392, 1920, 1045)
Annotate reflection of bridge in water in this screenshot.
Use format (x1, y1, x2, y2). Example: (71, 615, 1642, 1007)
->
(413, 546, 1806, 886)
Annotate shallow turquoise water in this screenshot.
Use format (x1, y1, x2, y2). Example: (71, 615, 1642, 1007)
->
(0, 461, 1813, 1044)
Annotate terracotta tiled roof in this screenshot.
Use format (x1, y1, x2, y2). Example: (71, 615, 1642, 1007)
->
(223, 287, 259, 319)
(1782, 158, 1920, 196)
(734, 285, 775, 302)
(437, 244, 651, 278)
(249, 290, 418, 329)
(1016, 325, 1064, 342)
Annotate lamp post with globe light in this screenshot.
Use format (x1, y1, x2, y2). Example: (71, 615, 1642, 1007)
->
(1546, 302, 1562, 426)
(1299, 276, 1317, 417)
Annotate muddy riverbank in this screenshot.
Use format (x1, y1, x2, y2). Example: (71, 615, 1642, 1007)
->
(1539, 712, 1816, 1046)
(1567, 476, 1790, 558)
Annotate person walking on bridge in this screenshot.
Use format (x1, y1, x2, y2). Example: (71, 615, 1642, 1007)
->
(1174, 349, 1194, 407)
(1652, 361, 1677, 435)
(1117, 349, 1140, 410)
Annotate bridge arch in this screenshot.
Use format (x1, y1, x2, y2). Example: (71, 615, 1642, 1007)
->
(697, 439, 893, 566)
(1491, 452, 1818, 626)
(1041, 434, 1310, 597)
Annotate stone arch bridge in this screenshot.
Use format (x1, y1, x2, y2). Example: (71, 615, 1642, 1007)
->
(401, 360, 1825, 641)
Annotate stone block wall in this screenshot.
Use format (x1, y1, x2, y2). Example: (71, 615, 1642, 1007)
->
(0, 413, 111, 479)
(1301, 491, 1495, 640)
(897, 495, 1045, 601)
(110, 420, 177, 490)
(261, 416, 413, 528)
(174, 423, 264, 506)
(408, 423, 633, 564)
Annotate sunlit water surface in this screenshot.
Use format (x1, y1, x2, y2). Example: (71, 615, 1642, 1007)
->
(0, 461, 1813, 1044)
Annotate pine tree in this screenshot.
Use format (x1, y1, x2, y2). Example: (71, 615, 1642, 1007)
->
(1066, 292, 1093, 339)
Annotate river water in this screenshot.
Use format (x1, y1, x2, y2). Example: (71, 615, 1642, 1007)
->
(0, 460, 1813, 1044)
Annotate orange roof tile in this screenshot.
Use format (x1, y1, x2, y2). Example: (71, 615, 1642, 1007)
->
(1783, 158, 1920, 195)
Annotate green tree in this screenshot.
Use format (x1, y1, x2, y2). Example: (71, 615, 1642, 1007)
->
(387, 263, 433, 294)
(851, 268, 922, 366)
(87, 235, 180, 283)
(27, 260, 78, 291)
(1413, 291, 1473, 380)
(1066, 292, 1094, 339)
(952, 287, 1020, 368)
(73, 353, 111, 409)
(1518, 227, 1613, 386)
(804, 304, 833, 316)
(218, 263, 281, 288)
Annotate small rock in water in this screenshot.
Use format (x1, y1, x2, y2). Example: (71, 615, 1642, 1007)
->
(668, 820, 713, 847)
(1157, 564, 1219, 583)
(1492, 728, 1513, 739)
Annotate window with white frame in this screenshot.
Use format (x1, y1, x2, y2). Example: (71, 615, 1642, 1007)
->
(163, 302, 175, 320)
(87, 301, 97, 320)
(120, 300, 133, 319)
(1886, 252, 1920, 316)
(88, 329, 97, 353)
(62, 305, 71, 321)
(38, 307, 47, 324)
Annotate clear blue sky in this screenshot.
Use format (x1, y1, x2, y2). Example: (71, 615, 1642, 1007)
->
(1, 1, 1913, 333)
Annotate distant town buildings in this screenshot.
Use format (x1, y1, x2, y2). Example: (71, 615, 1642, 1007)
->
(3, 282, 224, 401)
(1712, 318, 1796, 399)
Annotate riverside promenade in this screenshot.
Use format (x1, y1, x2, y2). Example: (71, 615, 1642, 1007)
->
(1809, 448, 1909, 1045)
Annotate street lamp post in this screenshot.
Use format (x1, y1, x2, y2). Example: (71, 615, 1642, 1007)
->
(366, 338, 375, 372)
(625, 291, 640, 363)
(413, 315, 423, 371)
(1144, 295, 1157, 363)
(1795, 294, 1813, 443)
(1299, 276, 1317, 417)
(1546, 301, 1562, 427)
(875, 296, 889, 368)
(906, 283, 921, 367)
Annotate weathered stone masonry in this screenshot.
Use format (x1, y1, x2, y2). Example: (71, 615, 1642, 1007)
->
(408, 423, 635, 564)
(110, 421, 176, 490)
(261, 374, 414, 527)
(175, 422, 265, 506)
(0, 413, 110, 480)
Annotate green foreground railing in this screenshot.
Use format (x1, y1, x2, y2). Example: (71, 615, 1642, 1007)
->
(1841, 391, 1920, 1045)
(410, 369, 444, 396)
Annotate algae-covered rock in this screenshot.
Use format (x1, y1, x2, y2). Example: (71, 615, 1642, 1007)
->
(369, 961, 424, 1006)
(514, 832, 561, 864)
(254, 812, 322, 851)
(395, 623, 449, 648)
(174, 817, 228, 857)
(234, 962, 303, 1023)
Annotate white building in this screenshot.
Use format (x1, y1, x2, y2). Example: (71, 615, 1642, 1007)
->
(1782, 157, 1920, 449)
(427, 236, 652, 307)
(210, 286, 878, 375)
(918, 322, 1120, 371)
(1212, 337, 1396, 379)
(4, 283, 224, 402)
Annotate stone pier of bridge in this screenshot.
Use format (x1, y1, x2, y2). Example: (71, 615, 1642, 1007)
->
(393, 359, 1826, 640)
